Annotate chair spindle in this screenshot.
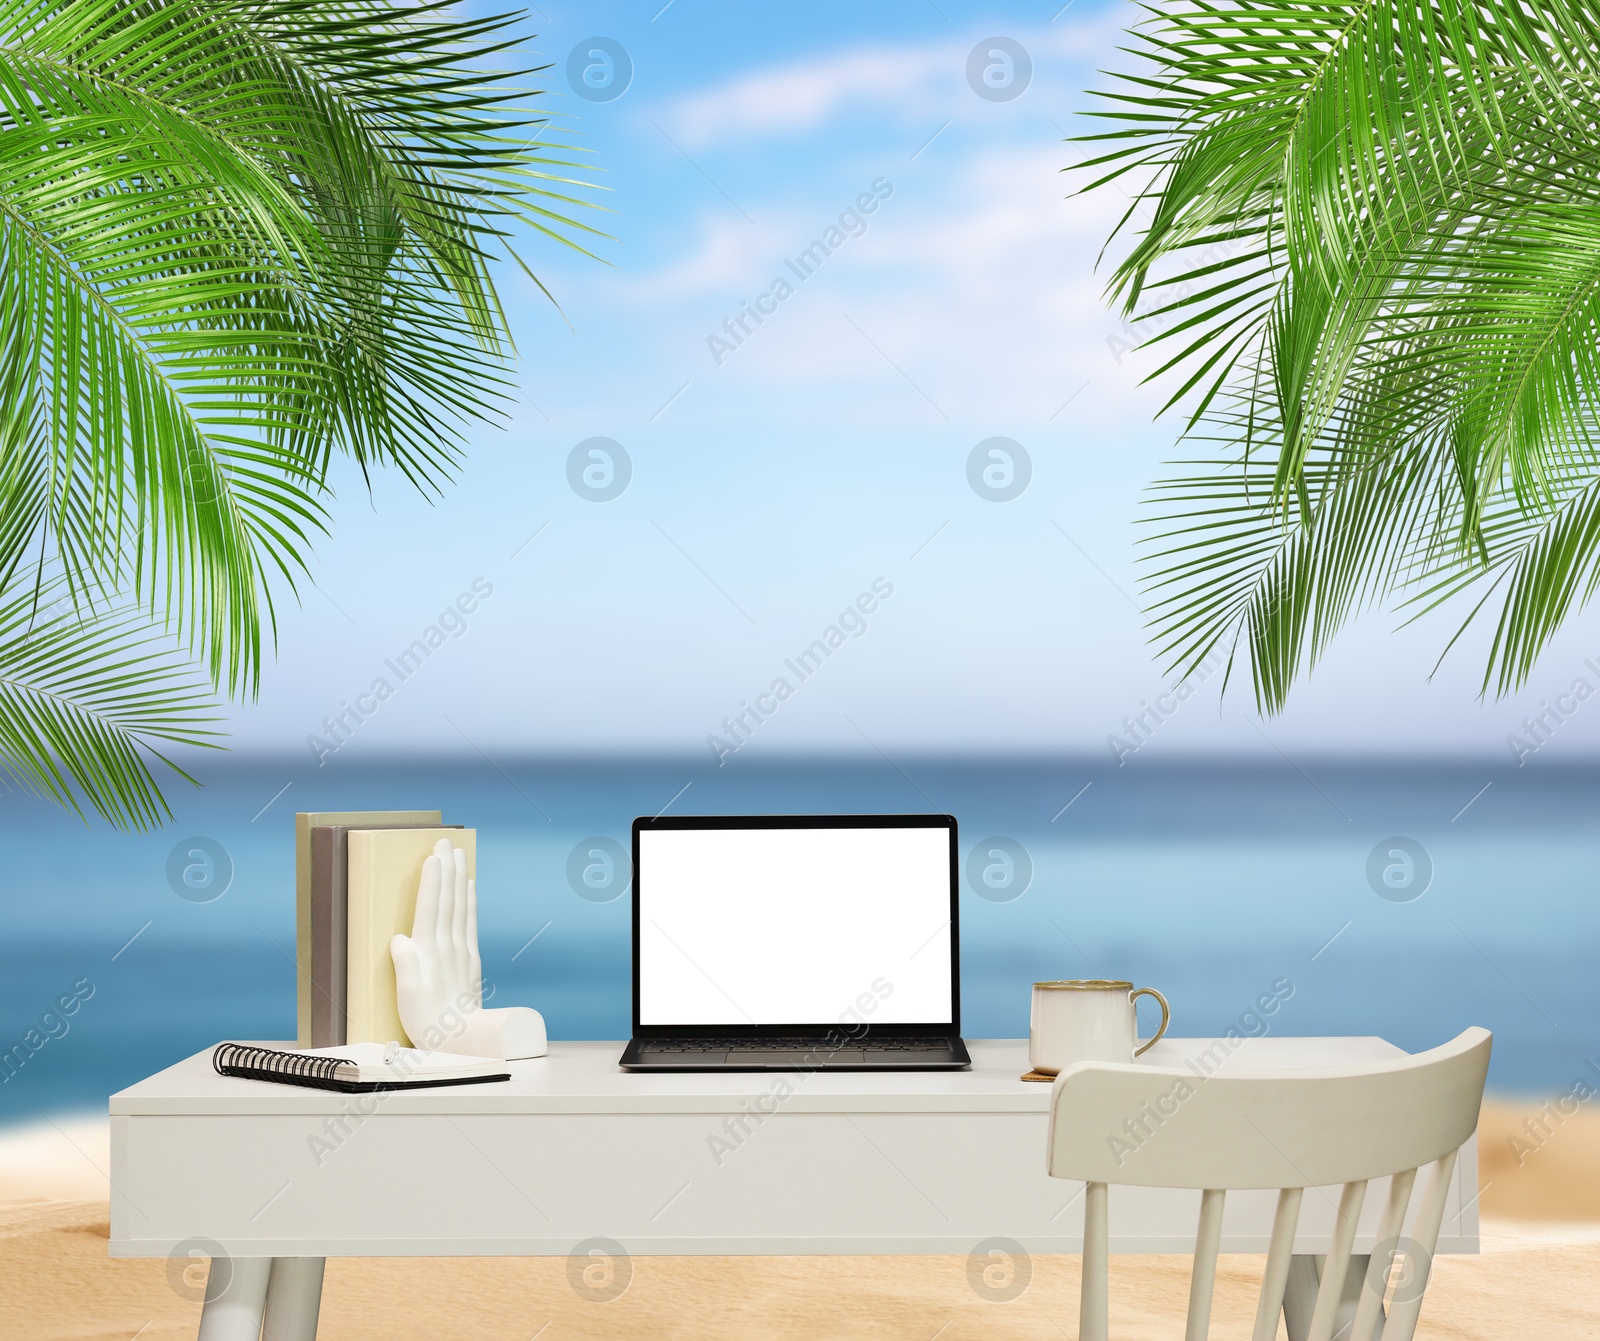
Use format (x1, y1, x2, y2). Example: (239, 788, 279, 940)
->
(1351, 1166, 1418, 1341)
(1185, 1187, 1226, 1341)
(1383, 1149, 1458, 1341)
(1252, 1185, 1304, 1341)
(1307, 1178, 1368, 1341)
(1081, 1180, 1109, 1341)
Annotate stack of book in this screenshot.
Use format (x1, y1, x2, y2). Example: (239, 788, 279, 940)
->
(294, 810, 476, 1047)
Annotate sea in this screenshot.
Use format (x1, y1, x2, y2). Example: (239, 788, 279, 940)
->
(1, 754, 1595, 1124)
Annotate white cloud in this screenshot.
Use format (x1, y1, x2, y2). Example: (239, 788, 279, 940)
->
(608, 212, 779, 302)
(606, 140, 1166, 428)
(660, 15, 1134, 150)
(668, 44, 953, 148)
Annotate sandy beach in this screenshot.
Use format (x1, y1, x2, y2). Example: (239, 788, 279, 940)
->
(2, 1101, 1596, 1340)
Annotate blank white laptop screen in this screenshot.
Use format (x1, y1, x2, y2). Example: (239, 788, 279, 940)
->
(638, 826, 953, 1026)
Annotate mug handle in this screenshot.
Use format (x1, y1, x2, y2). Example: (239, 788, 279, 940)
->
(1130, 987, 1170, 1057)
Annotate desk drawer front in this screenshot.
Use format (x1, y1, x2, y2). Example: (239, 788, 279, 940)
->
(110, 1114, 1477, 1257)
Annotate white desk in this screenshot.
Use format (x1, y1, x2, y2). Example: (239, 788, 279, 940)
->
(110, 1037, 1478, 1339)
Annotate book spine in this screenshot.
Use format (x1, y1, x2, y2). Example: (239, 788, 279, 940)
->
(295, 814, 313, 1047)
(345, 830, 374, 1045)
(329, 830, 349, 1046)
(309, 828, 346, 1047)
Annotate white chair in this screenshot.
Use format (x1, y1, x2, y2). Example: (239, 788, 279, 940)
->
(1047, 1028, 1491, 1341)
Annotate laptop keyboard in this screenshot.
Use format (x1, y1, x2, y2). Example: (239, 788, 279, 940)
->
(640, 1037, 955, 1054)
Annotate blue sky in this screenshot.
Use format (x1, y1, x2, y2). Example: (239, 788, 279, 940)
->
(226, 0, 1600, 766)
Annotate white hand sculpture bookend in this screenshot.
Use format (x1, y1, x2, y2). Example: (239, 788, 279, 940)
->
(390, 838, 547, 1060)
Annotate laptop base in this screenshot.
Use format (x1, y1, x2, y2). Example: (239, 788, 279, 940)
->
(619, 1036, 971, 1071)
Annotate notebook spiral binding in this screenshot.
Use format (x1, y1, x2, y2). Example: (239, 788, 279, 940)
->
(213, 1042, 349, 1088)
(211, 1042, 511, 1093)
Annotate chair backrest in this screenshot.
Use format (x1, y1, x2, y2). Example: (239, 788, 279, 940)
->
(1047, 1028, 1490, 1341)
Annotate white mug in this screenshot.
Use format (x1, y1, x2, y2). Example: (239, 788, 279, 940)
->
(1029, 979, 1170, 1076)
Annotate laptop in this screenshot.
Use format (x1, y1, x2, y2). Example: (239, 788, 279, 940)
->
(620, 814, 971, 1071)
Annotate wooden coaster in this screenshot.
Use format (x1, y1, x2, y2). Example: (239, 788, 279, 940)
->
(1020, 1069, 1056, 1083)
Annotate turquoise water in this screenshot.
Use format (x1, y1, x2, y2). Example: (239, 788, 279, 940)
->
(1, 755, 1595, 1120)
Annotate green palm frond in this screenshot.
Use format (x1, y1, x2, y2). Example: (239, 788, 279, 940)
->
(1081, 0, 1600, 709)
(0, 582, 221, 829)
(0, 0, 603, 825)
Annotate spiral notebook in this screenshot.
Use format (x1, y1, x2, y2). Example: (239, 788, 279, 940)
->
(213, 1043, 511, 1093)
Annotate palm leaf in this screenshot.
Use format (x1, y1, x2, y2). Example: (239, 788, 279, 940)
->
(1081, 0, 1600, 707)
(0, 0, 604, 824)
(0, 581, 221, 829)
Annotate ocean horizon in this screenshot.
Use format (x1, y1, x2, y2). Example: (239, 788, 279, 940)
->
(3, 752, 1595, 1122)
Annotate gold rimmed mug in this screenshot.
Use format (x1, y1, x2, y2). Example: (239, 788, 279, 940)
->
(1029, 979, 1170, 1077)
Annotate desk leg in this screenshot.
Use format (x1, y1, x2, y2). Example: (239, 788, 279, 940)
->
(1283, 1254, 1378, 1340)
(196, 1256, 270, 1341)
(263, 1257, 326, 1340)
